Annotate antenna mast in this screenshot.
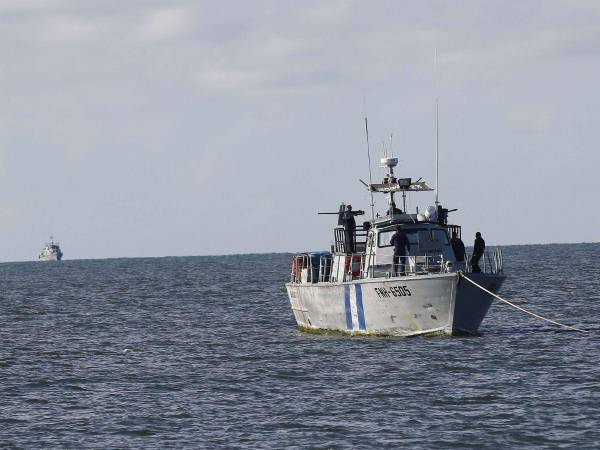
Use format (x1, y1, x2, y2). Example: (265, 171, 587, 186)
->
(435, 99, 439, 206)
(365, 117, 375, 220)
(434, 48, 440, 206)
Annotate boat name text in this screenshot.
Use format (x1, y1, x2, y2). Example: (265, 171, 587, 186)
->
(374, 286, 412, 298)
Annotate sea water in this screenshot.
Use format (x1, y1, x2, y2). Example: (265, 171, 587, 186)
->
(1, 244, 599, 448)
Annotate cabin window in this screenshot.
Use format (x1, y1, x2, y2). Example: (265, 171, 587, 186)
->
(432, 229, 450, 246)
(417, 230, 430, 246)
(377, 229, 420, 248)
(377, 228, 449, 248)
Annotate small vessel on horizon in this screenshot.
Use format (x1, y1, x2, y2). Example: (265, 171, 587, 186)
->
(39, 236, 63, 261)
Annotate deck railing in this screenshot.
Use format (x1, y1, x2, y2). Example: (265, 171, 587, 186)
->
(291, 252, 451, 284)
(290, 247, 504, 284)
(461, 247, 503, 275)
(333, 227, 368, 254)
(365, 254, 448, 280)
(290, 253, 335, 283)
(331, 253, 364, 283)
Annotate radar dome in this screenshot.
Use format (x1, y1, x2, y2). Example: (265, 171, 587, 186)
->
(424, 205, 438, 221)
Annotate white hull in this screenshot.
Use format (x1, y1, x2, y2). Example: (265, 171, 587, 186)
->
(286, 272, 505, 336)
(287, 273, 460, 336)
(39, 253, 61, 261)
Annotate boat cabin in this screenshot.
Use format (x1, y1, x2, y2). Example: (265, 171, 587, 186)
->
(327, 216, 457, 282)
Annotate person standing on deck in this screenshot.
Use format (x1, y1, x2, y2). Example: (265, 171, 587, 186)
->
(471, 232, 485, 273)
(341, 205, 364, 253)
(390, 226, 411, 276)
(451, 231, 466, 262)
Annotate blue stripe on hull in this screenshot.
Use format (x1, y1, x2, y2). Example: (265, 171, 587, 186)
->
(344, 285, 353, 330)
(355, 284, 366, 330)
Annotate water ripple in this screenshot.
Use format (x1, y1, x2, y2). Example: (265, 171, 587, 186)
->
(1, 247, 599, 448)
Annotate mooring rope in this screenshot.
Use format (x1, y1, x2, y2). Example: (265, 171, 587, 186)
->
(459, 273, 590, 333)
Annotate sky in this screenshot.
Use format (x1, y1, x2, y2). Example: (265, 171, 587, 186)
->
(1, 0, 599, 261)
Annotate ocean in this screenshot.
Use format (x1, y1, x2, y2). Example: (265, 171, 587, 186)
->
(1, 243, 599, 449)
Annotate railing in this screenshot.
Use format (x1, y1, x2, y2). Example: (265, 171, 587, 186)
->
(290, 254, 309, 283)
(333, 227, 368, 253)
(290, 252, 452, 284)
(331, 253, 365, 283)
(366, 254, 448, 279)
(462, 247, 503, 275)
(319, 254, 333, 282)
(290, 253, 335, 283)
(290, 253, 366, 284)
(290, 246, 504, 284)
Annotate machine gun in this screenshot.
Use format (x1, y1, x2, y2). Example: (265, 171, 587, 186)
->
(437, 205, 458, 225)
(318, 203, 364, 225)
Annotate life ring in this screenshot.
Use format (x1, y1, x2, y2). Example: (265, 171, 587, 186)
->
(344, 255, 362, 279)
(292, 256, 306, 281)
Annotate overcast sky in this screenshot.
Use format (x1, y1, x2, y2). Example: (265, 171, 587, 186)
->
(1, 0, 599, 261)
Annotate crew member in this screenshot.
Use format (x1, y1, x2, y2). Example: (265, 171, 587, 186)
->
(471, 232, 485, 273)
(390, 226, 411, 276)
(341, 205, 364, 253)
(451, 231, 466, 262)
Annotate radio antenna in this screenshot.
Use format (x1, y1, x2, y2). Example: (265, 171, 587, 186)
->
(365, 117, 375, 221)
(434, 48, 440, 206)
(435, 99, 439, 206)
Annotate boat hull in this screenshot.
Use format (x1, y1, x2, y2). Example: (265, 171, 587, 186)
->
(452, 272, 505, 334)
(286, 273, 460, 337)
(39, 253, 62, 261)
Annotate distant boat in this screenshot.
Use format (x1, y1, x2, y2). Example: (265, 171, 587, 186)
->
(39, 236, 63, 261)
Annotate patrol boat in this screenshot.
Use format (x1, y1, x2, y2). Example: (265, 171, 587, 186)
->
(286, 156, 505, 336)
(39, 237, 63, 261)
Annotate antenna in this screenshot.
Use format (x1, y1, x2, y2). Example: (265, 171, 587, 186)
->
(434, 48, 440, 206)
(364, 117, 375, 221)
(435, 99, 439, 206)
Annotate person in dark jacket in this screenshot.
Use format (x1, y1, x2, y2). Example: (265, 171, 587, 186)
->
(451, 231, 466, 262)
(471, 232, 485, 273)
(341, 205, 364, 253)
(390, 226, 411, 276)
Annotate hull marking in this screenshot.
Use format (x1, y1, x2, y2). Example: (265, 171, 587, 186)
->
(355, 284, 366, 330)
(344, 285, 353, 330)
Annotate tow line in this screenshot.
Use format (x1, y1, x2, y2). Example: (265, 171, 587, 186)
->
(459, 273, 589, 334)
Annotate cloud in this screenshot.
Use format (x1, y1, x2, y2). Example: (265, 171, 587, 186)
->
(38, 14, 105, 44)
(0, 0, 63, 14)
(134, 6, 191, 42)
(509, 105, 556, 131)
(4, 1, 599, 95)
